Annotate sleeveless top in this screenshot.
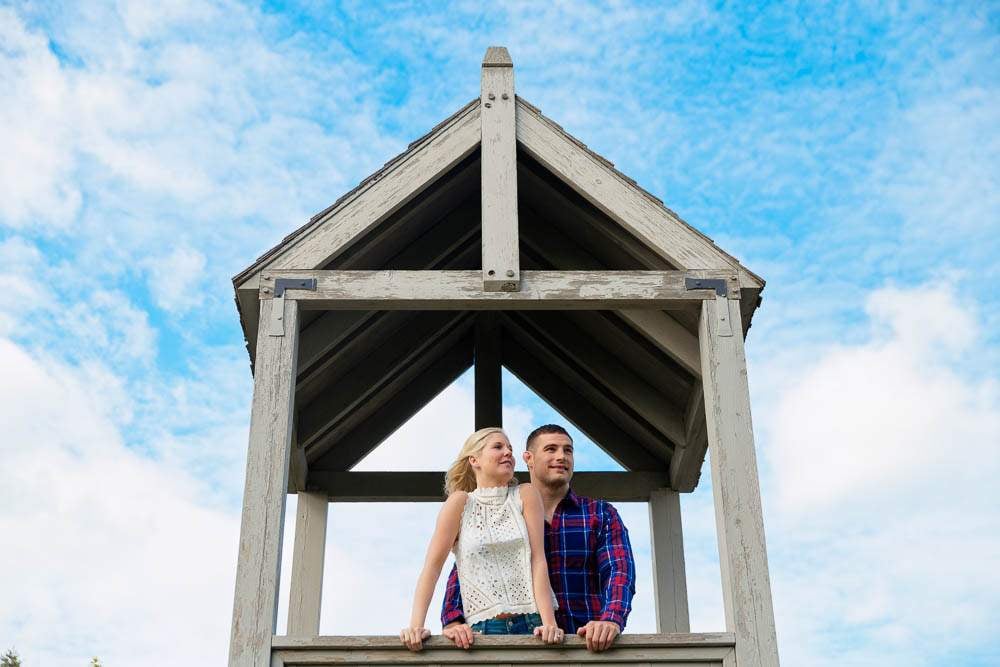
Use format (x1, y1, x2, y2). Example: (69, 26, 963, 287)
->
(453, 484, 557, 625)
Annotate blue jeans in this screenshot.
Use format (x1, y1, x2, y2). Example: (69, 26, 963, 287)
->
(470, 612, 543, 635)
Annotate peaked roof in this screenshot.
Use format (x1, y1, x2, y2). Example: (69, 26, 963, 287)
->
(231, 91, 766, 492)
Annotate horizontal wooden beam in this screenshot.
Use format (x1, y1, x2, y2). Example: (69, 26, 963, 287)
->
(260, 270, 739, 310)
(307, 471, 670, 502)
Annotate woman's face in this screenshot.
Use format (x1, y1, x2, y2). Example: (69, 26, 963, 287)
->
(471, 433, 515, 482)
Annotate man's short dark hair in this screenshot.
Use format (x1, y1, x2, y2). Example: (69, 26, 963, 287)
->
(526, 424, 573, 450)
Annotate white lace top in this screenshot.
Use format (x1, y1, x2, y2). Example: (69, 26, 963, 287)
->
(453, 484, 557, 625)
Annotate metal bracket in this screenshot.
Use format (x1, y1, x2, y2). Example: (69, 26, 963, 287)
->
(268, 278, 317, 337)
(686, 277, 733, 337)
(274, 277, 317, 297)
(685, 277, 728, 297)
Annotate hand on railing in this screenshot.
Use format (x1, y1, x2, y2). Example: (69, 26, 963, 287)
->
(399, 626, 431, 652)
(442, 622, 474, 649)
(533, 624, 564, 644)
(576, 620, 620, 652)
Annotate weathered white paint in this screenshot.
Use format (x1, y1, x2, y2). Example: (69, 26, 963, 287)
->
(229, 298, 300, 667)
(259, 270, 732, 310)
(287, 492, 328, 637)
(269, 633, 736, 666)
(648, 489, 690, 633)
(515, 99, 761, 290)
(481, 47, 519, 291)
(699, 299, 779, 666)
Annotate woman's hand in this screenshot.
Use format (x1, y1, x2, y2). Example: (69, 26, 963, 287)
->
(399, 627, 431, 652)
(442, 621, 475, 649)
(533, 624, 564, 644)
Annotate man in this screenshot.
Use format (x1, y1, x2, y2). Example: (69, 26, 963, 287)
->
(440, 424, 636, 653)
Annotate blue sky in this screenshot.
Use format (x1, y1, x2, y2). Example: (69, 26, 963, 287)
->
(1, 2, 997, 665)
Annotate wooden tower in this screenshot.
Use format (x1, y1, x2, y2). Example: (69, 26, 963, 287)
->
(229, 48, 778, 667)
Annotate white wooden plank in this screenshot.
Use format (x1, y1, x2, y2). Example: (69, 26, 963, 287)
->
(287, 492, 328, 637)
(259, 270, 732, 310)
(515, 100, 761, 289)
(648, 489, 690, 633)
(481, 47, 519, 291)
(229, 298, 299, 667)
(699, 299, 779, 666)
(264, 105, 480, 272)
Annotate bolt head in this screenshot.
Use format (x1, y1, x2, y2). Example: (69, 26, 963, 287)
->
(506, 269, 515, 277)
(488, 269, 496, 276)
(488, 92, 495, 100)
(502, 93, 509, 100)
(484, 102, 492, 108)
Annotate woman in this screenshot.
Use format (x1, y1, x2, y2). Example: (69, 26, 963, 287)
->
(400, 427, 563, 651)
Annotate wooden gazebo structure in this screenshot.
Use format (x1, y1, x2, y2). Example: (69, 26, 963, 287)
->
(229, 48, 779, 667)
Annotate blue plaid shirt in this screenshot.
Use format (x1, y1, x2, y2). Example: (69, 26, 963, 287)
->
(441, 489, 636, 632)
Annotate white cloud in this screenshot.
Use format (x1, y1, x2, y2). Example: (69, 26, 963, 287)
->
(0, 338, 238, 667)
(761, 283, 1000, 664)
(145, 245, 208, 314)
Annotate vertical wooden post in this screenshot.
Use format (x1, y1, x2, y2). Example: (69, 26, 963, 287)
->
(699, 298, 779, 666)
(475, 312, 503, 428)
(287, 491, 328, 636)
(229, 297, 300, 667)
(480, 46, 520, 292)
(648, 488, 690, 633)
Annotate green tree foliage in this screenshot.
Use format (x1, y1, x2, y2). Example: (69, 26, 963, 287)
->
(1, 649, 22, 667)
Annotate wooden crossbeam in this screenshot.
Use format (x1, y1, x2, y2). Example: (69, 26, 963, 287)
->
(297, 312, 471, 452)
(481, 46, 519, 291)
(474, 312, 503, 428)
(502, 313, 673, 467)
(259, 269, 738, 310)
(309, 333, 474, 472)
(306, 471, 669, 502)
(502, 336, 664, 471)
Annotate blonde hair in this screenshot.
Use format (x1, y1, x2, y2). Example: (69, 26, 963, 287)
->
(444, 427, 510, 496)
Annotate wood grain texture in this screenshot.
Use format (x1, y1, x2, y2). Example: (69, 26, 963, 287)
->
(265, 105, 480, 273)
(270, 632, 734, 665)
(699, 300, 779, 666)
(481, 55, 519, 290)
(229, 298, 299, 667)
(515, 99, 760, 289)
(307, 471, 669, 502)
(287, 492, 328, 636)
(475, 313, 503, 428)
(648, 489, 690, 633)
(259, 270, 732, 310)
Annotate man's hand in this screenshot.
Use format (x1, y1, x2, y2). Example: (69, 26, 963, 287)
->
(576, 620, 620, 652)
(399, 626, 431, 652)
(442, 621, 474, 649)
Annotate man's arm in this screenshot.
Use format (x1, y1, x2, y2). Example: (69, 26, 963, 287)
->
(595, 501, 637, 630)
(440, 562, 465, 626)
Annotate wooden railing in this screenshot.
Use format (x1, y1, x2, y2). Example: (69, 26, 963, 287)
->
(270, 633, 736, 665)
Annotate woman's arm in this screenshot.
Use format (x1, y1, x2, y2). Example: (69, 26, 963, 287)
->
(520, 484, 562, 643)
(401, 491, 467, 651)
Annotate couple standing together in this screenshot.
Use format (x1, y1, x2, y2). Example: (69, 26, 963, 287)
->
(400, 424, 636, 653)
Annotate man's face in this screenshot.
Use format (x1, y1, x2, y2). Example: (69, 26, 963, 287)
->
(524, 432, 574, 487)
